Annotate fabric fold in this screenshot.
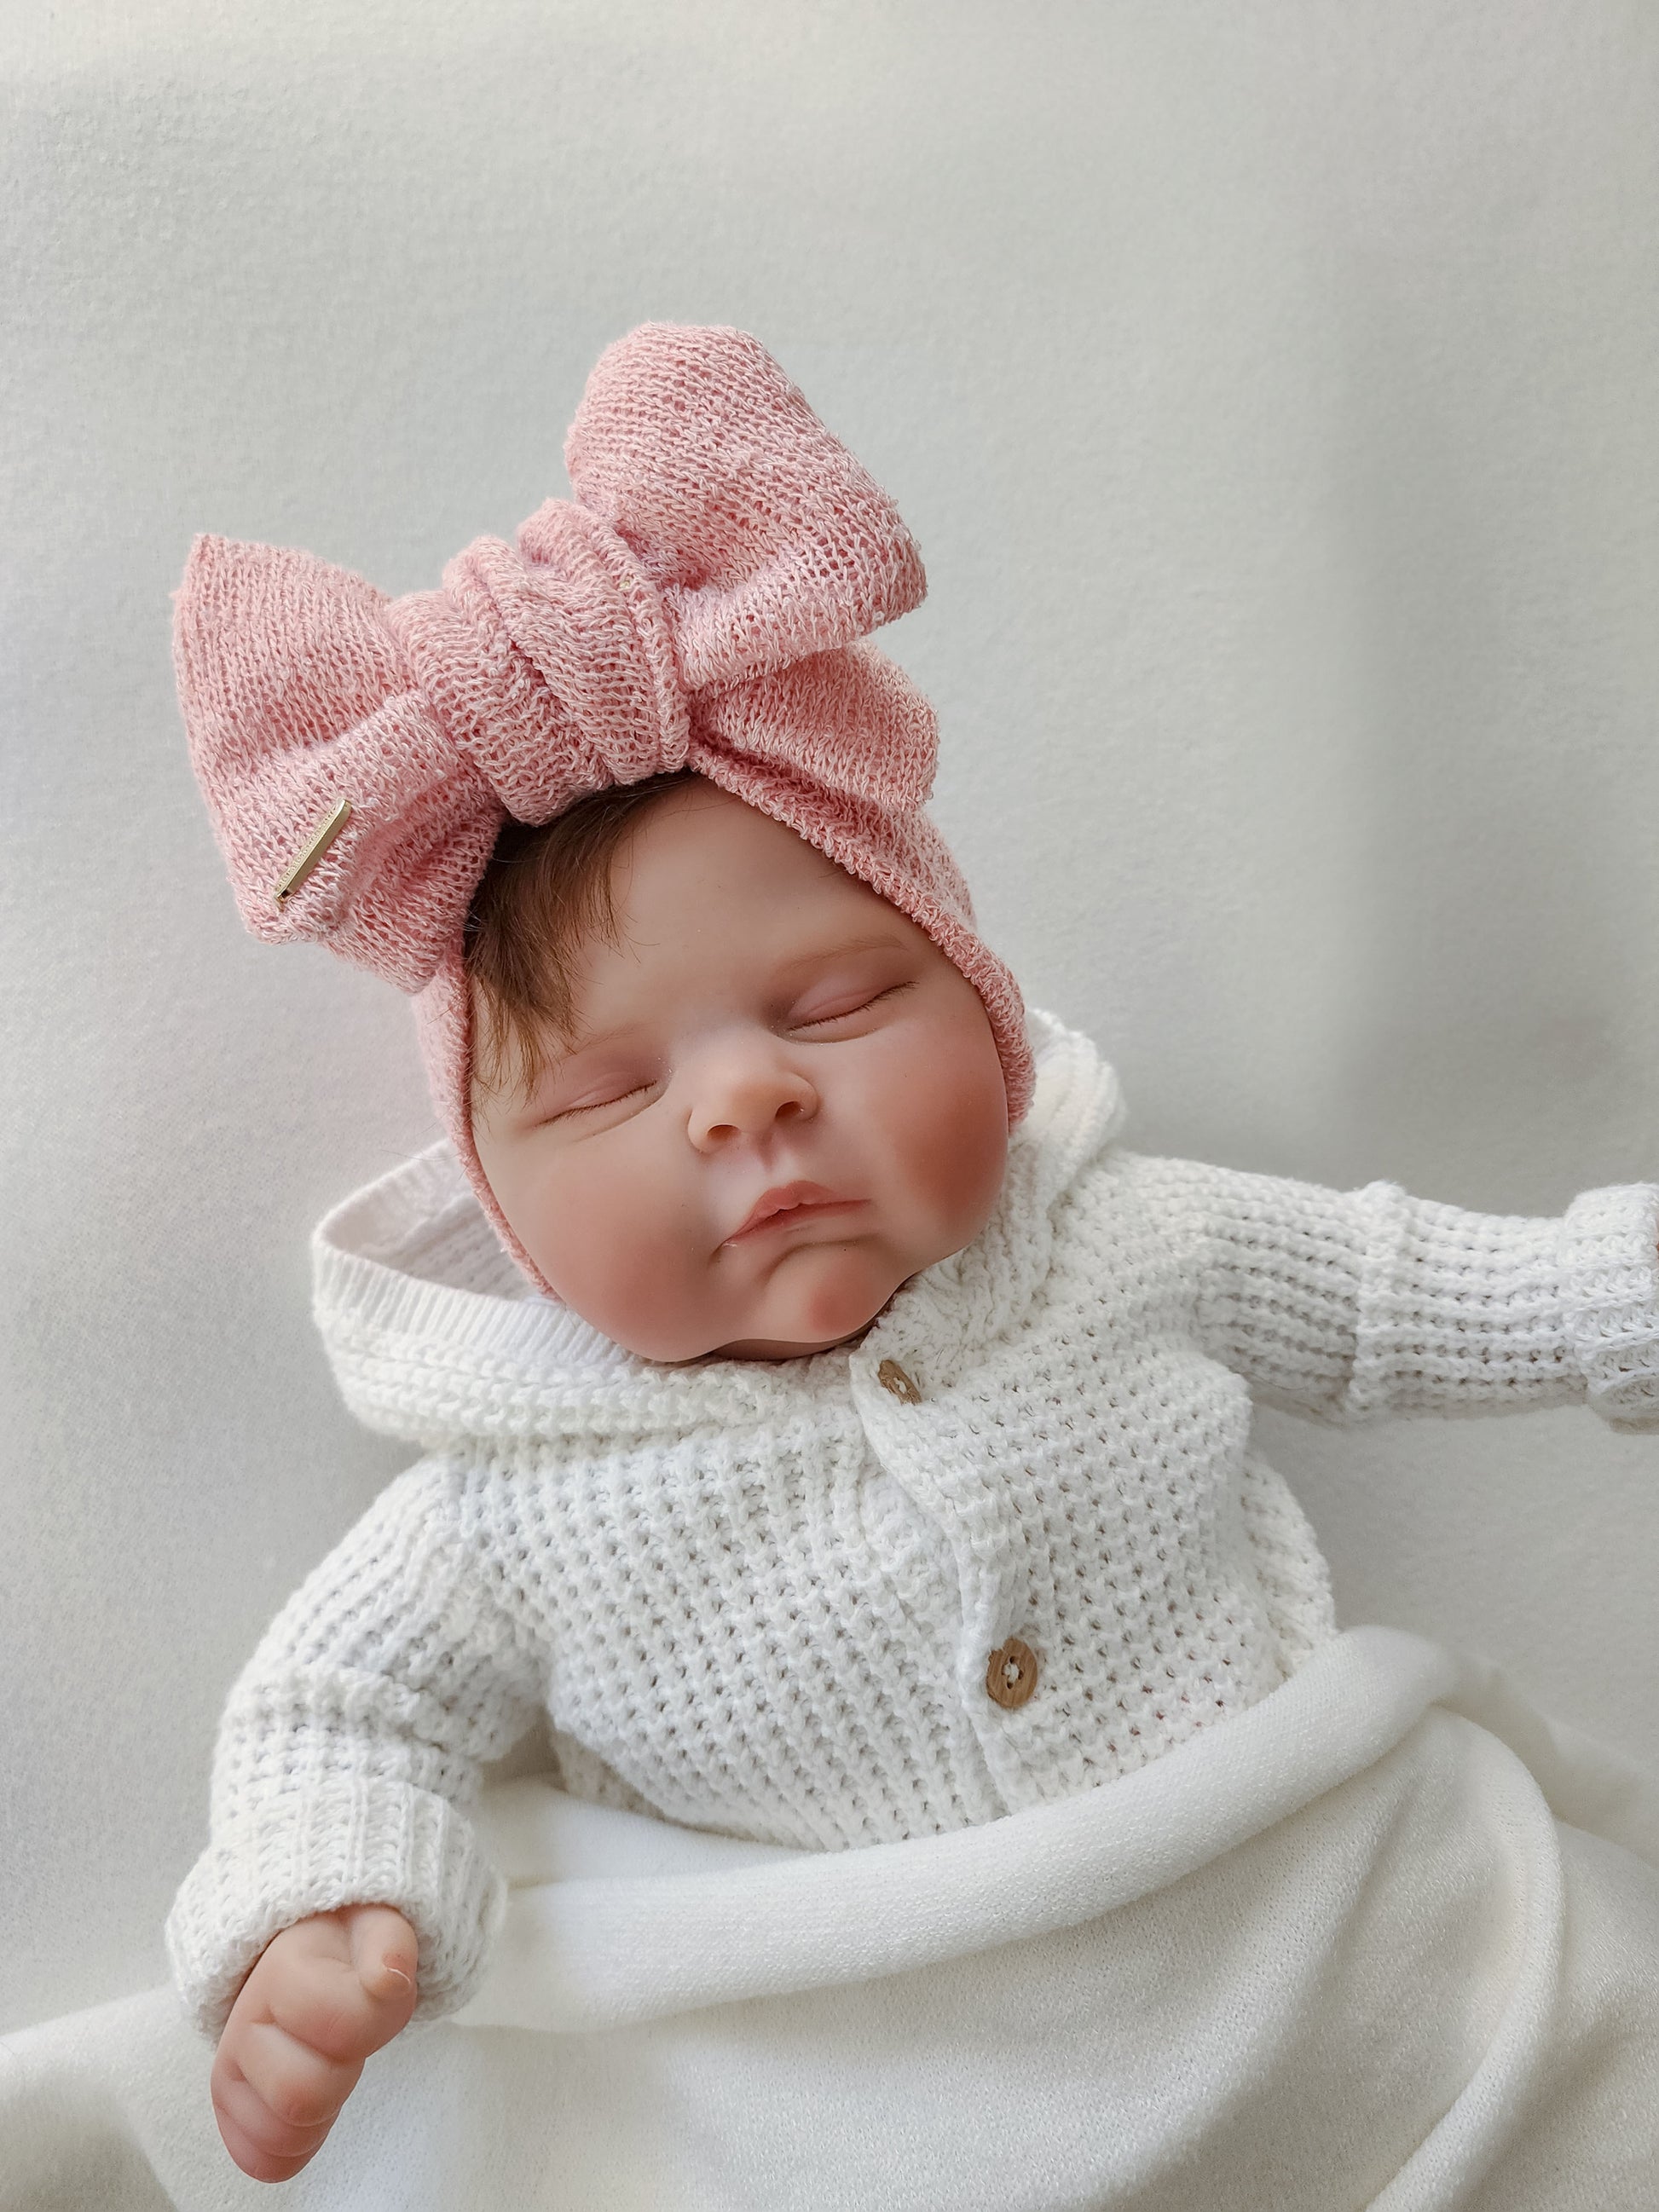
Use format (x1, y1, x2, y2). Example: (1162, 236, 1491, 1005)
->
(450, 1626, 1461, 2034)
(14, 1630, 1659, 2212)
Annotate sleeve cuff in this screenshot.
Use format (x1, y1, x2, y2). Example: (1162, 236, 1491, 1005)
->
(1559, 1183, 1659, 1428)
(164, 1777, 507, 2043)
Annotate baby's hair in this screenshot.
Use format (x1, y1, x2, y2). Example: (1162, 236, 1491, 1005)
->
(464, 766, 702, 1100)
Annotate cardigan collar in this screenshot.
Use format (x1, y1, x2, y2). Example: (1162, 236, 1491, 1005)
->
(311, 1008, 1126, 1451)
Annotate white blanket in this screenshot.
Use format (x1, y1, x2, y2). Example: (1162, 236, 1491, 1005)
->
(6, 1627, 1659, 2211)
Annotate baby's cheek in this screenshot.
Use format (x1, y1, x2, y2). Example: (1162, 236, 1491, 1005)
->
(556, 1186, 702, 1339)
(892, 1054, 1008, 1236)
(474, 1133, 709, 1352)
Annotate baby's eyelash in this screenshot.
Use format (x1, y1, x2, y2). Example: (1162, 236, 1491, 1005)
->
(558, 1081, 652, 1118)
(795, 985, 905, 1031)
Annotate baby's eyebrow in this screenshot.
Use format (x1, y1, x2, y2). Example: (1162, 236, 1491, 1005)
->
(536, 1019, 638, 1068)
(771, 930, 910, 973)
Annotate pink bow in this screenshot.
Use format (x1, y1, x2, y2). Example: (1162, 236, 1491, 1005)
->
(174, 325, 938, 993)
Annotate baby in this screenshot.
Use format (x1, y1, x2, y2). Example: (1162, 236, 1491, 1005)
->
(166, 324, 1659, 2192)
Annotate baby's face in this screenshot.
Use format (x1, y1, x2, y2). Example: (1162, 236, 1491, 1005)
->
(470, 781, 1010, 1362)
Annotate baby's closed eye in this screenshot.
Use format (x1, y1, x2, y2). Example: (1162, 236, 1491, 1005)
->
(789, 980, 915, 1032)
(549, 1076, 660, 1120)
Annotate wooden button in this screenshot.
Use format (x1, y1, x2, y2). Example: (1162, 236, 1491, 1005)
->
(985, 1637, 1038, 1710)
(877, 1358, 922, 1404)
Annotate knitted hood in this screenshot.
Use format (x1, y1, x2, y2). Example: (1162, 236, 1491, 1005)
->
(310, 1009, 1126, 1452)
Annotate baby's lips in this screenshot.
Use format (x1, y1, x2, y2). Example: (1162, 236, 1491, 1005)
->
(725, 1182, 863, 1242)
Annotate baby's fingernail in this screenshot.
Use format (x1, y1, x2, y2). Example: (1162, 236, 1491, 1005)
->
(379, 1963, 413, 1995)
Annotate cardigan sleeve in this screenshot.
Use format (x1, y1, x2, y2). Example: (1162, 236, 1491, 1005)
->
(163, 1454, 546, 2044)
(1120, 1152, 1659, 1428)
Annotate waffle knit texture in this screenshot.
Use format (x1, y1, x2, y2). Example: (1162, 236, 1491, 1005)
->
(171, 323, 1033, 1296)
(163, 1013, 1659, 2042)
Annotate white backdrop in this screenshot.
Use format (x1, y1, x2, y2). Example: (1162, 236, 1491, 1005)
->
(3, 0, 1657, 2040)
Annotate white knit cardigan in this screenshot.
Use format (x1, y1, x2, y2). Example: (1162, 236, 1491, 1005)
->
(165, 1011, 1659, 2040)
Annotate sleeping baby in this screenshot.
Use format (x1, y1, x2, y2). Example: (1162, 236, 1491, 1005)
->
(165, 322, 1659, 2195)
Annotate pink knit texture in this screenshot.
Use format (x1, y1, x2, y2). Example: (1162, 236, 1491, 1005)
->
(174, 324, 1033, 1297)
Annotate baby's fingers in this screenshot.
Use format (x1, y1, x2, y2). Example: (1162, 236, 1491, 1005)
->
(266, 1909, 419, 2065)
(238, 2016, 366, 2124)
(213, 2028, 347, 2181)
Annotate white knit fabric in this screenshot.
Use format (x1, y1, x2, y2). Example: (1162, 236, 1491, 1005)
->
(164, 1010, 1659, 2042)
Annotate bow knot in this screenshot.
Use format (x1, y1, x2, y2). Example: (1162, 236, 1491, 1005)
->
(386, 502, 691, 825)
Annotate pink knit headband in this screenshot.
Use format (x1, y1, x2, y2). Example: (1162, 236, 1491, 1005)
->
(175, 323, 1032, 1295)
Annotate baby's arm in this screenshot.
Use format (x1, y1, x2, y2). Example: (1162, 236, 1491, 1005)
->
(166, 1454, 546, 2103)
(1119, 1152, 1659, 1427)
(210, 1902, 418, 2183)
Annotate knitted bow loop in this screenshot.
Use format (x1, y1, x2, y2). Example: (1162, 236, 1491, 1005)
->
(172, 534, 504, 992)
(175, 322, 935, 996)
(566, 323, 928, 695)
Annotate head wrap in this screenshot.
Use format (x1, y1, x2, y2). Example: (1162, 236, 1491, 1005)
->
(174, 323, 1032, 1296)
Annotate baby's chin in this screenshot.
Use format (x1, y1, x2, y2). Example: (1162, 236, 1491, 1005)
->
(554, 1241, 941, 1365)
(668, 1245, 909, 1365)
(706, 1310, 890, 1360)
(605, 1247, 911, 1362)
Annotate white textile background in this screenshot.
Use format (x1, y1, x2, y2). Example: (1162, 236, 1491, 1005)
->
(3, 0, 1656, 2040)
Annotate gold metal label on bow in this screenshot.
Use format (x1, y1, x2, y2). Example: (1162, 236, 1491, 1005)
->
(273, 797, 352, 910)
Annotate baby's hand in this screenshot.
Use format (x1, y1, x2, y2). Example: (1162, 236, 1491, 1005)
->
(211, 1903, 419, 2183)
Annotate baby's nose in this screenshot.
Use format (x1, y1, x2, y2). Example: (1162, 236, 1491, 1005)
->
(687, 1058, 818, 1150)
